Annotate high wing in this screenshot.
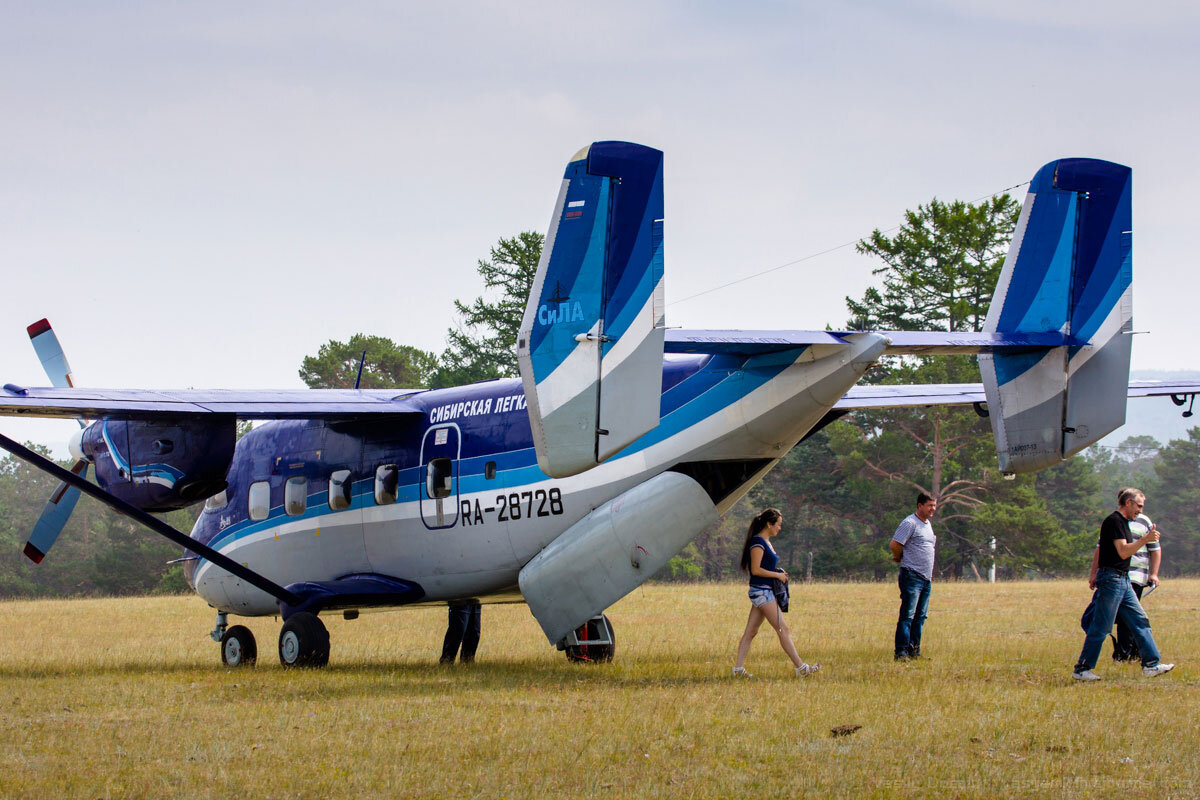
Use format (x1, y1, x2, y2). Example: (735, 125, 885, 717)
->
(0, 385, 426, 420)
(834, 380, 1200, 411)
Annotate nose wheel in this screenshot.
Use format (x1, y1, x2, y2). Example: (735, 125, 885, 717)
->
(278, 612, 331, 668)
(220, 625, 258, 667)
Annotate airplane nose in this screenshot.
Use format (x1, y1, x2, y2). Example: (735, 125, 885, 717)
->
(68, 425, 88, 462)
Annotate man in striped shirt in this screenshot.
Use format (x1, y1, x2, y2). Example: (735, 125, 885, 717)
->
(1095, 513, 1161, 661)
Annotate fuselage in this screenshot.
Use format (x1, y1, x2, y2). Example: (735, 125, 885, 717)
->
(188, 333, 888, 615)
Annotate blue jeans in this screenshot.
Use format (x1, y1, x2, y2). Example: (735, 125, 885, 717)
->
(895, 567, 931, 657)
(440, 600, 481, 663)
(1075, 568, 1159, 671)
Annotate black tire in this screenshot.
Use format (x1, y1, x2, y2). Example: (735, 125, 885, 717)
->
(221, 624, 258, 668)
(565, 616, 616, 663)
(278, 612, 330, 668)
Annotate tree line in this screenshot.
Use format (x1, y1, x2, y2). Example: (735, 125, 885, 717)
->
(2, 196, 1197, 597)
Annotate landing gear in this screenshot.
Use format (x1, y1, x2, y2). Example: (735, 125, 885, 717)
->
(563, 614, 616, 663)
(211, 611, 259, 668)
(278, 612, 330, 668)
(221, 625, 258, 667)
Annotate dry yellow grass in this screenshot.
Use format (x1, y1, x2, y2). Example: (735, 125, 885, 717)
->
(2, 579, 1198, 799)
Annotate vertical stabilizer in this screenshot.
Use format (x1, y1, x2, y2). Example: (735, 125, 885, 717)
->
(517, 142, 666, 477)
(980, 158, 1132, 473)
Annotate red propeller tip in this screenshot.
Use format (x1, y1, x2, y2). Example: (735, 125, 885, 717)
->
(26, 318, 52, 338)
(23, 542, 46, 564)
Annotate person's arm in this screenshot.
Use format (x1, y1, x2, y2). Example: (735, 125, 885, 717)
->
(889, 540, 904, 563)
(1149, 547, 1162, 587)
(1088, 547, 1100, 589)
(1113, 529, 1159, 559)
(749, 545, 788, 582)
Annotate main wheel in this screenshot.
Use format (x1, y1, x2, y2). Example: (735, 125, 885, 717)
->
(221, 625, 258, 667)
(565, 615, 616, 663)
(278, 612, 330, 668)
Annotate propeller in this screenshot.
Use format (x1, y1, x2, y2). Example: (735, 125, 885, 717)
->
(23, 319, 92, 563)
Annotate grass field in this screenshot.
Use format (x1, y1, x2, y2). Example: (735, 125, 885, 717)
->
(2, 579, 1198, 799)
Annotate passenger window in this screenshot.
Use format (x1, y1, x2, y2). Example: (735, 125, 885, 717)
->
(285, 477, 307, 516)
(484, 461, 497, 480)
(204, 489, 228, 511)
(248, 481, 270, 521)
(426, 458, 453, 499)
(328, 469, 352, 511)
(375, 464, 398, 505)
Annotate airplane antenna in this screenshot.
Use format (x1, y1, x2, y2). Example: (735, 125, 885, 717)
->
(668, 180, 1030, 307)
(354, 349, 367, 390)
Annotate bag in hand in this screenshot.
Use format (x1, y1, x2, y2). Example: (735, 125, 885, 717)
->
(771, 578, 789, 612)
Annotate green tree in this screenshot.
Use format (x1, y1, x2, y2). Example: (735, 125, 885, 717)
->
(750, 191, 1106, 580)
(1086, 435, 1162, 500)
(846, 194, 1020, 334)
(299, 334, 437, 389)
(432, 231, 543, 388)
(1150, 428, 1200, 574)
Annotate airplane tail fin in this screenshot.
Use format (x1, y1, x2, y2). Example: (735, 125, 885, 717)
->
(517, 142, 666, 478)
(979, 158, 1133, 473)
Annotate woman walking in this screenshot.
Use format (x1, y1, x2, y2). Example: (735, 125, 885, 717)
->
(733, 508, 819, 677)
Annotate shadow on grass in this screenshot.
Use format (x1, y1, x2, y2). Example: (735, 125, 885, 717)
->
(0, 655, 735, 694)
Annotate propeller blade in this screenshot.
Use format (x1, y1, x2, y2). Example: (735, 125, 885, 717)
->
(27, 319, 75, 388)
(24, 460, 88, 564)
(28, 318, 87, 429)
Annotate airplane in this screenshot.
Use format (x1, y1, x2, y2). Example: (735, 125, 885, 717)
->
(2, 141, 1197, 669)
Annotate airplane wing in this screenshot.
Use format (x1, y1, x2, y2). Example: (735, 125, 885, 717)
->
(835, 380, 1200, 411)
(0, 385, 426, 420)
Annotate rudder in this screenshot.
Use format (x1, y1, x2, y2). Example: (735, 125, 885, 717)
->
(980, 158, 1133, 473)
(517, 142, 666, 478)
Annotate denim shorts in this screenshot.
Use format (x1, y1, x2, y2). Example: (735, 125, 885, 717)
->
(748, 586, 774, 607)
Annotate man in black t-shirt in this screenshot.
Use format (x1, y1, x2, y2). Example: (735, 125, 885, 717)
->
(1072, 488, 1175, 681)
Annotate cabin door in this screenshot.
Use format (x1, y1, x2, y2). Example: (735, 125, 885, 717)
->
(419, 424, 460, 530)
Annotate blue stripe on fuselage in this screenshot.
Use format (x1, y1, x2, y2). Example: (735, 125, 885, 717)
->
(189, 351, 787, 563)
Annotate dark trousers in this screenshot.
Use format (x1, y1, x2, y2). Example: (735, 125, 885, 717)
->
(1113, 582, 1147, 661)
(895, 567, 932, 658)
(440, 600, 481, 663)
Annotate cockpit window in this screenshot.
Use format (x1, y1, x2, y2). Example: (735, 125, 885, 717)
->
(375, 464, 398, 505)
(204, 490, 228, 511)
(248, 481, 270, 521)
(284, 477, 307, 516)
(328, 469, 352, 511)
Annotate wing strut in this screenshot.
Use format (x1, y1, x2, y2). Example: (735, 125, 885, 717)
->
(0, 432, 302, 607)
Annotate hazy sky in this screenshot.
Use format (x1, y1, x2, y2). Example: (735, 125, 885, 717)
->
(3, 2, 1198, 452)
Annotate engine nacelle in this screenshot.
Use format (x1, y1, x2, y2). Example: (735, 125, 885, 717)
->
(519, 471, 718, 646)
(77, 417, 236, 511)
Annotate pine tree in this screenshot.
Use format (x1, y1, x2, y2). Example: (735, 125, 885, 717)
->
(432, 231, 543, 388)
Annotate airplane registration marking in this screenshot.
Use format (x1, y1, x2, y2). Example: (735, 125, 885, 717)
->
(460, 487, 564, 525)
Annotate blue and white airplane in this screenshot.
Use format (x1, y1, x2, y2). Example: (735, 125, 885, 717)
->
(2, 142, 1196, 668)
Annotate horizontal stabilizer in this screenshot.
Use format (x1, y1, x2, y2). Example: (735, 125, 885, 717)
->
(666, 329, 1081, 357)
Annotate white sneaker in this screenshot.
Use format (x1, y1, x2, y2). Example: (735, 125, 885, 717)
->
(1143, 663, 1175, 677)
(1072, 670, 1101, 681)
(796, 663, 820, 676)
(732, 666, 753, 678)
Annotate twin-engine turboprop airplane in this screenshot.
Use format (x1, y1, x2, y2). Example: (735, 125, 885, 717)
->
(2, 142, 1197, 669)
